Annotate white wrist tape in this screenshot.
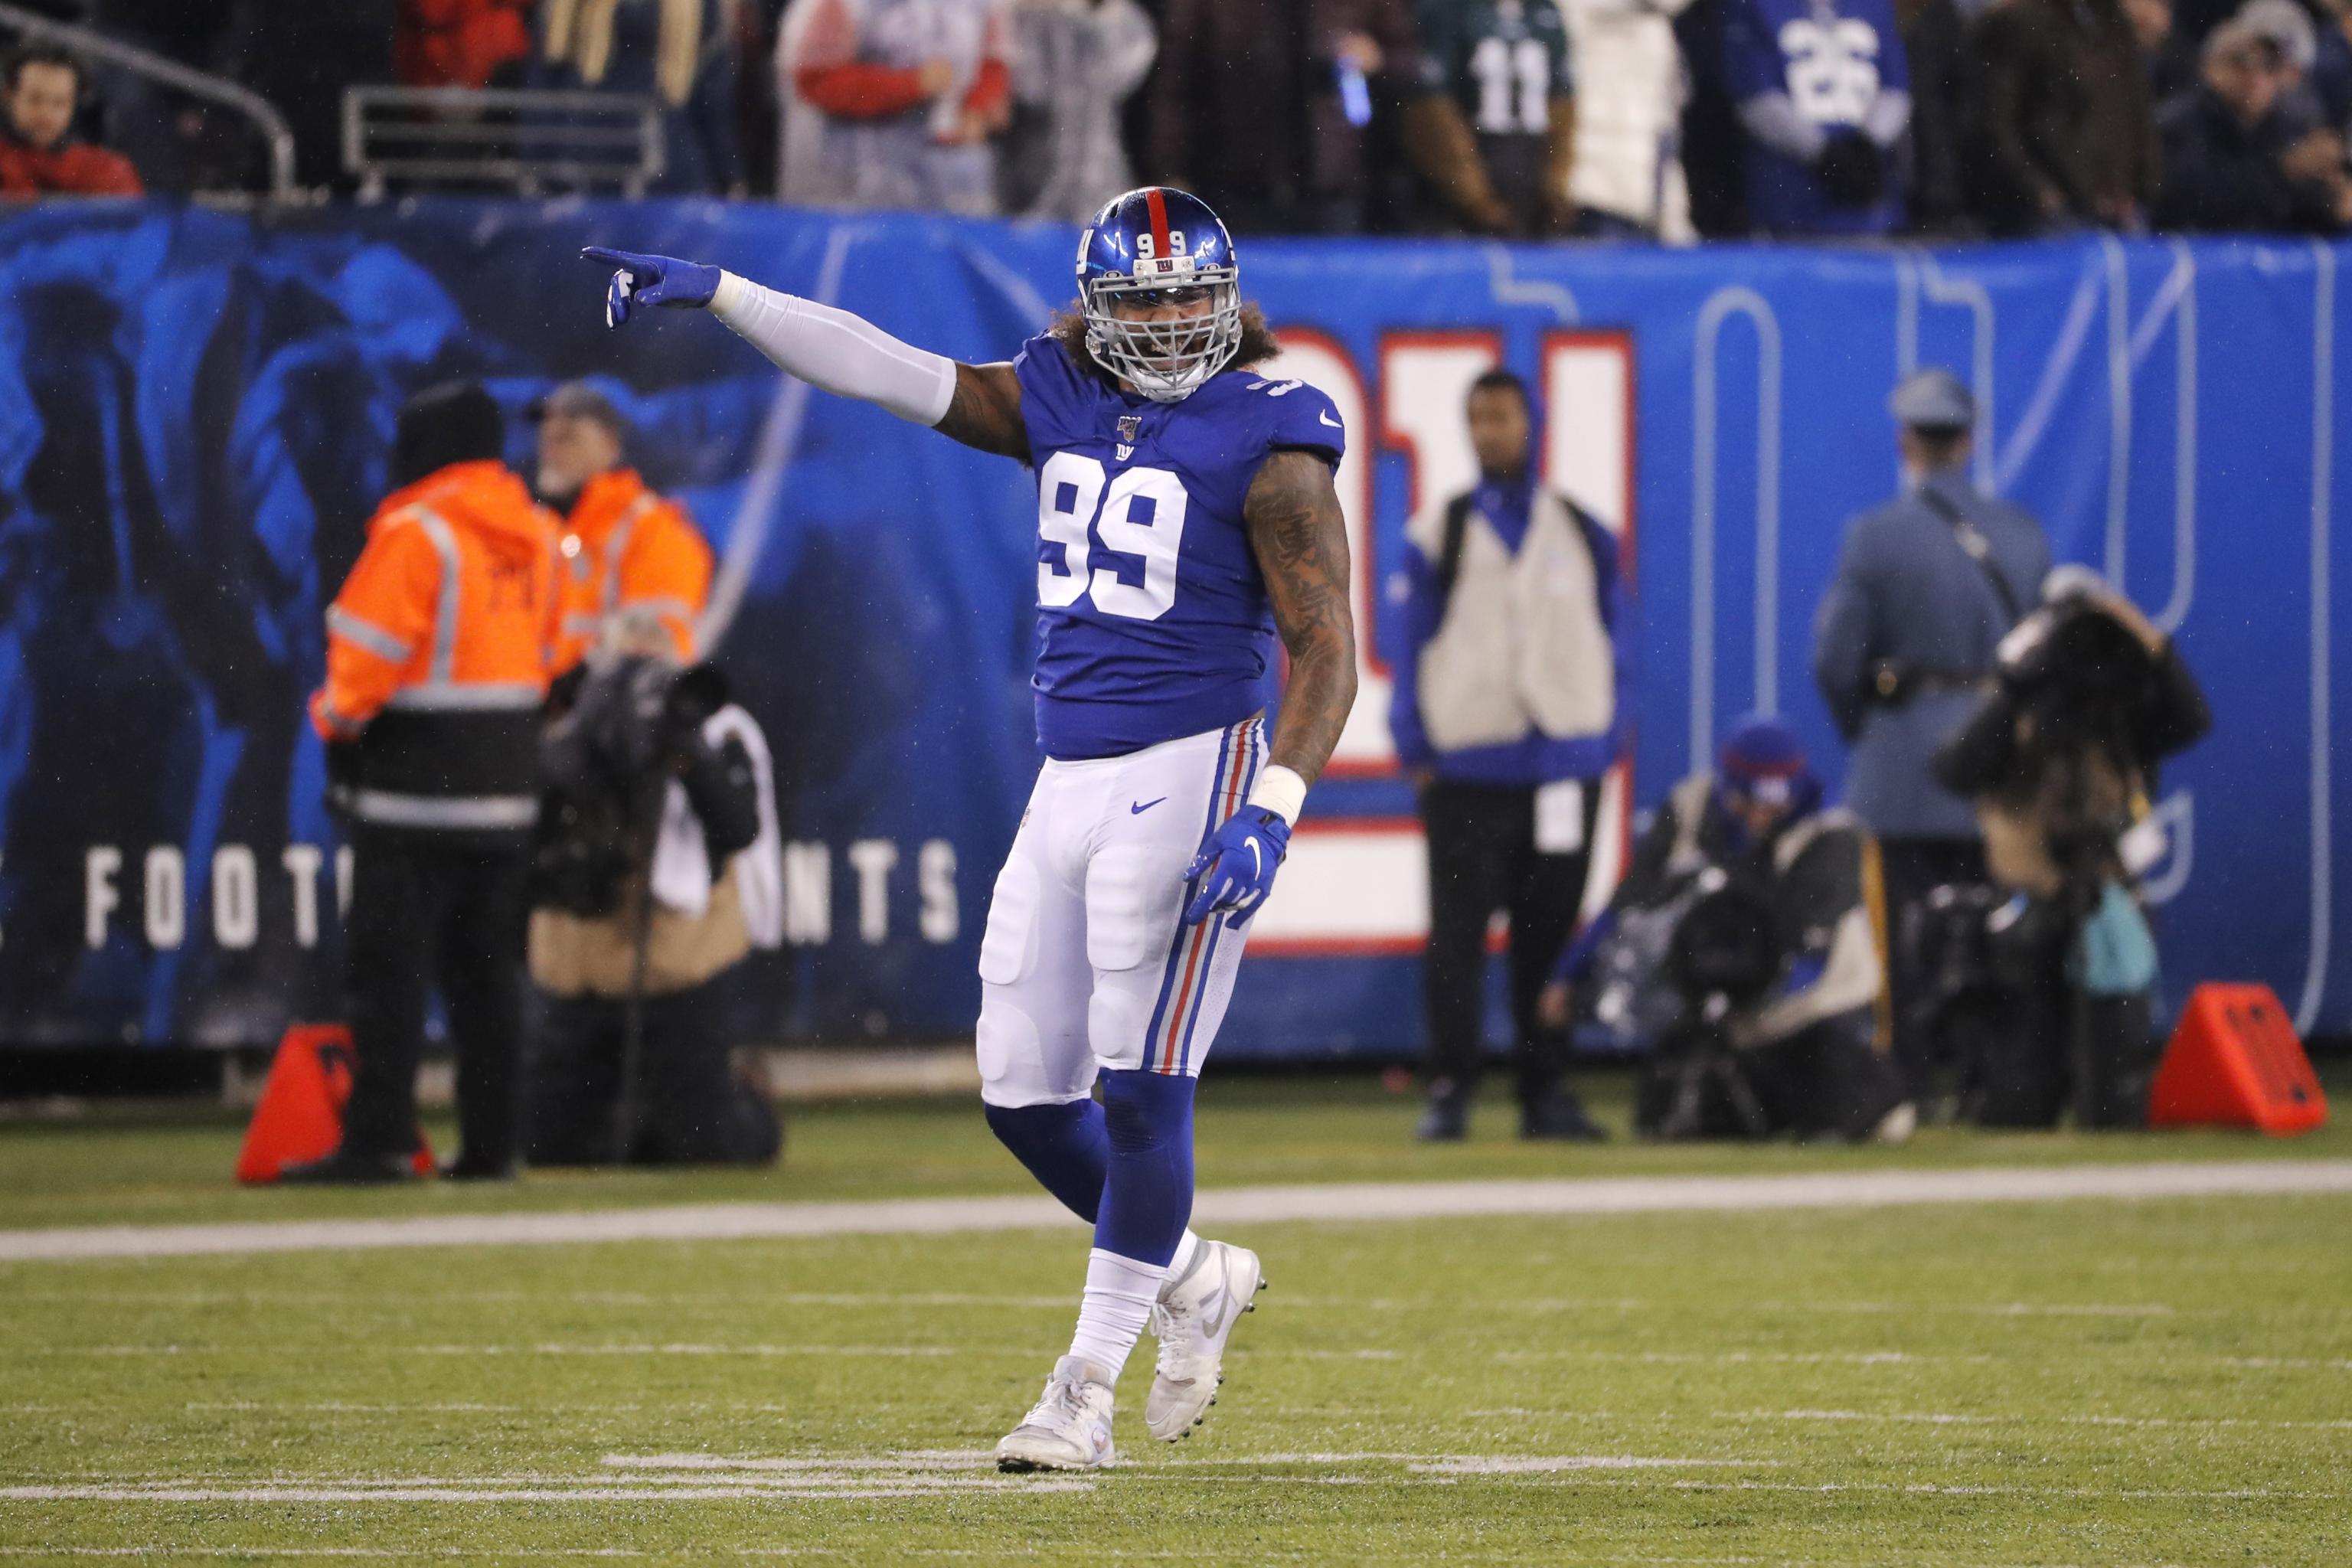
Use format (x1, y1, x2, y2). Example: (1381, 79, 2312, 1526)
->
(710, 271, 958, 426)
(1246, 765, 1308, 827)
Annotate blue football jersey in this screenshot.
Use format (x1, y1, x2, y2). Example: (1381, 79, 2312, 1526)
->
(1012, 334, 1346, 760)
(1720, 0, 1908, 236)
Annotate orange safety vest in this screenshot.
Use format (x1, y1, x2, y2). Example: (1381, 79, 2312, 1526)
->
(310, 459, 560, 835)
(550, 469, 714, 675)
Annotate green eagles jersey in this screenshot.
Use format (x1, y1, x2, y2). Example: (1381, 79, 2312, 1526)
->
(1416, 0, 1575, 137)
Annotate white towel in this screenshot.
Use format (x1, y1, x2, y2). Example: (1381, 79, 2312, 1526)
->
(648, 704, 786, 949)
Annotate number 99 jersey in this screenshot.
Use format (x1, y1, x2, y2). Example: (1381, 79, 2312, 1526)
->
(1012, 332, 1347, 761)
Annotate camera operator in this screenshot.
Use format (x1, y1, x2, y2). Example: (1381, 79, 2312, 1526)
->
(1929, 570, 2210, 1129)
(524, 618, 786, 1166)
(1540, 717, 1915, 1142)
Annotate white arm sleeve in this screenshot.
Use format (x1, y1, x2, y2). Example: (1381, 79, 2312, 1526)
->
(710, 271, 959, 426)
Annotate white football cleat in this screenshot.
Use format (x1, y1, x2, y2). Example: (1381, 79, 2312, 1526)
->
(1145, 1239, 1265, 1442)
(1872, 1100, 1919, 1145)
(995, 1355, 1118, 1472)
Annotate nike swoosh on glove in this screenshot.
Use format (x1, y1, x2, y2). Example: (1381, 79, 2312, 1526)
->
(1182, 805, 1291, 927)
(581, 247, 720, 328)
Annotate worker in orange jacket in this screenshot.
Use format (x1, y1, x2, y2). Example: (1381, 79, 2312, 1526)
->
(288, 381, 560, 1184)
(531, 381, 712, 675)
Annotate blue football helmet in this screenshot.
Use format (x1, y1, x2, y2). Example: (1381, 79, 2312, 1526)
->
(1076, 187, 1242, 403)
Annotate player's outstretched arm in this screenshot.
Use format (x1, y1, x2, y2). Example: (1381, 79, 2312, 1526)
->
(1180, 449, 1358, 927)
(581, 247, 1027, 459)
(1245, 449, 1358, 788)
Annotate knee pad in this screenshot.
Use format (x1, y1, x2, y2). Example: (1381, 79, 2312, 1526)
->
(1088, 985, 1150, 1074)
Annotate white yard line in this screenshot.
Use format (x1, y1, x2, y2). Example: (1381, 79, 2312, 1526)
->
(4, 1159, 2348, 1264)
(1721, 1407, 2352, 1432)
(0, 1482, 1094, 1502)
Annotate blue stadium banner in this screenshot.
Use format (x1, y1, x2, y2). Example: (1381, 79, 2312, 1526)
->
(1, 202, 2345, 1054)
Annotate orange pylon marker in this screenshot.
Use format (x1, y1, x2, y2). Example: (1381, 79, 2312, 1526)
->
(2148, 984, 2328, 1136)
(235, 1023, 436, 1183)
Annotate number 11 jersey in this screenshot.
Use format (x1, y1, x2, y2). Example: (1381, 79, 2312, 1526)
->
(1013, 332, 1347, 761)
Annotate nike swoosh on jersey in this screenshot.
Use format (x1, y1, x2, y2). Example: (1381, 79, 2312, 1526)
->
(1131, 797, 1168, 815)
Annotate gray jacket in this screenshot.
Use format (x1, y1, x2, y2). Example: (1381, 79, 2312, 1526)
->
(1811, 468, 2050, 841)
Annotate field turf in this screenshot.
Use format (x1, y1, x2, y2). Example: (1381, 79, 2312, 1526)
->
(3, 1071, 2348, 1565)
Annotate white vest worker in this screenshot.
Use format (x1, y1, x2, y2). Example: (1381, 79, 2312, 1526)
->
(1386, 368, 1628, 1145)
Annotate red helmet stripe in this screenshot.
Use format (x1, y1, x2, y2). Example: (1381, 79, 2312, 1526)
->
(1144, 187, 1171, 259)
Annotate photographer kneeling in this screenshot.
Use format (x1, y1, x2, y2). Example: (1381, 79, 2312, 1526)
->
(1928, 571, 2210, 1129)
(526, 616, 786, 1166)
(1540, 717, 1913, 1142)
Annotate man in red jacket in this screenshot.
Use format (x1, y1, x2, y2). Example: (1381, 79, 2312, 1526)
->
(776, 0, 1011, 211)
(0, 47, 142, 199)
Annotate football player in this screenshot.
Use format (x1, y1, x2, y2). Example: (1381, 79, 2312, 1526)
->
(584, 186, 1357, 1472)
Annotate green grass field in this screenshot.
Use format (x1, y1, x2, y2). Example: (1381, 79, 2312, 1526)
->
(3, 1071, 2348, 1565)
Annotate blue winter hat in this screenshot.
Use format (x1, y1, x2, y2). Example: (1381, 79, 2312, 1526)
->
(1718, 714, 1813, 808)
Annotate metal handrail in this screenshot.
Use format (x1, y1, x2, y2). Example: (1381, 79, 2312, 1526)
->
(343, 86, 665, 200)
(0, 1, 297, 201)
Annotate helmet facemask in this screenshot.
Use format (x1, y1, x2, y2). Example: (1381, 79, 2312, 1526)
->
(1082, 270, 1242, 403)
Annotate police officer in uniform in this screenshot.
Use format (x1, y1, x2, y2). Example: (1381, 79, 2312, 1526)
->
(1811, 368, 2050, 1103)
(288, 383, 560, 1183)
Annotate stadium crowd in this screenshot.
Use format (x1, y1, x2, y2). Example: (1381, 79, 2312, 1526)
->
(6, 0, 2351, 234)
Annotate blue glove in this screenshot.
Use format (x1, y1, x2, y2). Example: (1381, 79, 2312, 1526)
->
(581, 246, 720, 328)
(1182, 805, 1291, 927)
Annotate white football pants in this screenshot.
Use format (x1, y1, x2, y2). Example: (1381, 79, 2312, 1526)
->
(975, 714, 1267, 1108)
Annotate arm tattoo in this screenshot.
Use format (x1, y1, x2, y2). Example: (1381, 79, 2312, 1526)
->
(934, 361, 1029, 459)
(1244, 448, 1359, 789)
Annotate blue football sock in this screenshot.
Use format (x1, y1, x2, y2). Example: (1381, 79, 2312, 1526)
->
(983, 1099, 1109, 1223)
(1093, 1069, 1197, 1268)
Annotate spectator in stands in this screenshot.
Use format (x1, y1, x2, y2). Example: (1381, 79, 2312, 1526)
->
(226, 0, 399, 191)
(1306, 0, 1423, 232)
(1900, 0, 1977, 234)
(1407, 0, 1576, 235)
(541, 0, 748, 194)
(777, 0, 1010, 213)
(2236, 0, 2331, 129)
(1719, 0, 1911, 236)
(1971, 0, 2156, 234)
(0, 45, 141, 198)
(2125, 0, 2200, 103)
(1391, 368, 1625, 1145)
(1673, 0, 1748, 234)
(1557, 0, 1694, 240)
(998, 0, 1156, 221)
(2304, 0, 2352, 130)
(2154, 18, 2352, 230)
(1149, 0, 1416, 234)
(397, 0, 536, 89)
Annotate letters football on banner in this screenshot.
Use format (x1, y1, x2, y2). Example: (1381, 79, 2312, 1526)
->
(0, 202, 2344, 1052)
